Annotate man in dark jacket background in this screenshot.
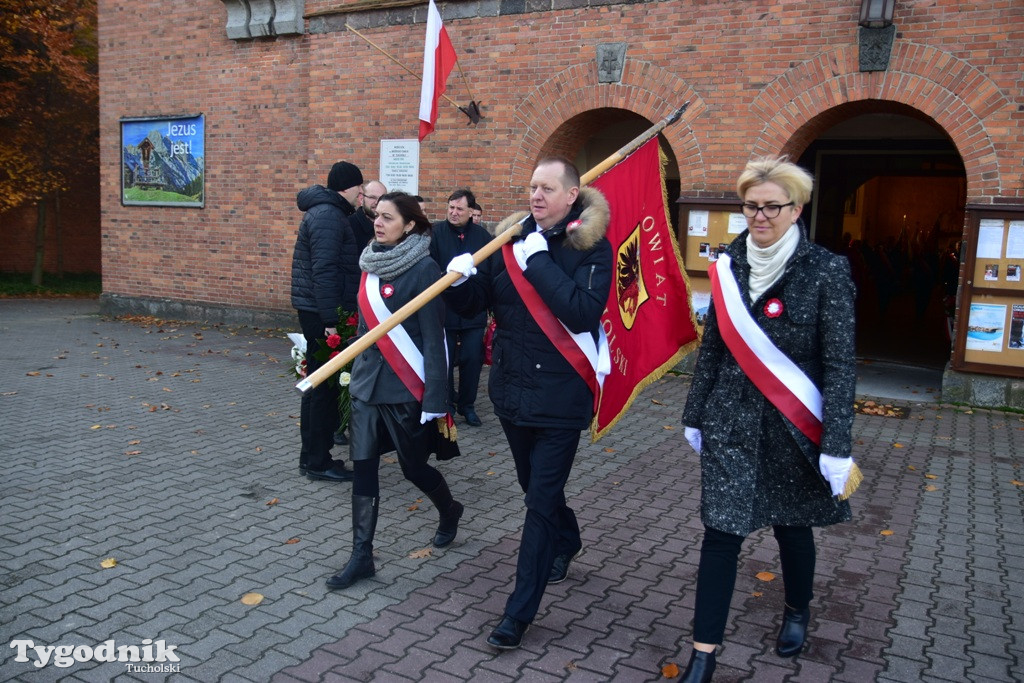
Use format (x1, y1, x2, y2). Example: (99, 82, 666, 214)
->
(291, 161, 363, 482)
(429, 188, 491, 427)
(348, 179, 387, 252)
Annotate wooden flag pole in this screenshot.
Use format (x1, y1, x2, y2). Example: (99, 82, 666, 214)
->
(296, 101, 690, 394)
(345, 24, 466, 114)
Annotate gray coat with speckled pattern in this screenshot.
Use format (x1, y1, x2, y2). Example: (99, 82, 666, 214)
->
(682, 227, 855, 537)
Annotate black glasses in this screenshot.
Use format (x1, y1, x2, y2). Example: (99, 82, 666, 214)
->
(740, 202, 794, 219)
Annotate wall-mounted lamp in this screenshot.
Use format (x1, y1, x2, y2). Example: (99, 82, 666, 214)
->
(859, 0, 896, 28)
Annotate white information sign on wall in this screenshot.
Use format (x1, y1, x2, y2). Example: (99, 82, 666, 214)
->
(379, 139, 420, 195)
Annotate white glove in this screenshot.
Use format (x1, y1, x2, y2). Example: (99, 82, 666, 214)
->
(513, 231, 548, 270)
(684, 426, 702, 455)
(819, 454, 853, 497)
(420, 411, 446, 424)
(446, 253, 477, 286)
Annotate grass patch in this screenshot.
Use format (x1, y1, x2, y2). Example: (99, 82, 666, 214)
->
(0, 272, 102, 298)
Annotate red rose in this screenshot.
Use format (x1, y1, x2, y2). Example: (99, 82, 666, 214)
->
(329, 350, 340, 359)
(326, 333, 342, 349)
(346, 314, 359, 327)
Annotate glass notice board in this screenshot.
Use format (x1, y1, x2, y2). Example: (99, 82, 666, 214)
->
(953, 208, 1024, 374)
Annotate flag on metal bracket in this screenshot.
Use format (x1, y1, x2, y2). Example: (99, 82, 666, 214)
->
(589, 136, 700, 440)
(418, 0, 457, 141)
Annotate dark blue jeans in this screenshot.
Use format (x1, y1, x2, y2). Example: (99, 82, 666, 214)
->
(298, 310, 340, 471)
(693, 525, 816, 644)
(500, 418, 582, 623)
(446, 326, 485, 412)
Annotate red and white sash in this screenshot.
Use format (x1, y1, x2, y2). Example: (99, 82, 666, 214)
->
(358, 272, 426, 402)
(502, 241, 610, 410)
(709, 254, 823, 445)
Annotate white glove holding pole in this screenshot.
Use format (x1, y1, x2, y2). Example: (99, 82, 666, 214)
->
(819, 454, 853, 497)
(684, 426, 702, 455)
(446, 253, 477, 286)
(513, 231, 548, 270)
(420, 411, 447, 424)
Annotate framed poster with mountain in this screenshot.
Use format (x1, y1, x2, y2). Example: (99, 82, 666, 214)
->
(120, 114, 205, 207)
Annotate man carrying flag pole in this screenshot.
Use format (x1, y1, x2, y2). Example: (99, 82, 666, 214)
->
(418, 0, 457, 140)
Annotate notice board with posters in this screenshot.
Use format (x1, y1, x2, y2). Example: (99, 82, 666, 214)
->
(677, 200, 747, 332)
(953, 207, 1024, 374)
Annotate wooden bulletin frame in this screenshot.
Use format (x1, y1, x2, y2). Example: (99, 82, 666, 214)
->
(677, 199, 746, 332)
(952, 205, 1024, 376)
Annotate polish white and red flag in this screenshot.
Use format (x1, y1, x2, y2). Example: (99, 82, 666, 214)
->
(418, 0, 458, 141)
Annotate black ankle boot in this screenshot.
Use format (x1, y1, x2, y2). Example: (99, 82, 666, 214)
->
(680, 649, 716, 683)
(424, 480, 463, 548)
(775, 605, 810, 657)
(326, 495, 378, 590)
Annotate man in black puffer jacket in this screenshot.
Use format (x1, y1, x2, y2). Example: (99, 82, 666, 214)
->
(291, 161, 363, 482)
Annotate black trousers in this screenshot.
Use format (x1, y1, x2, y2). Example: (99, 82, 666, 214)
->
(348, 398, 443, 498)
(298, 309, 340, 471)
(692, 525, 816, 645)
(500, 418, 582, 624)
(446, 326, 485, 412)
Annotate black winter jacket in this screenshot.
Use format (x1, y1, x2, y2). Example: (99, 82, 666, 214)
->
(445, 188, 612, 430)
(290, 186, 360, 324)
(429, 219, 492, 329)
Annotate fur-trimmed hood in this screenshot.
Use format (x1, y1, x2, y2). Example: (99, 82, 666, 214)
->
(489, 186, 610, 251)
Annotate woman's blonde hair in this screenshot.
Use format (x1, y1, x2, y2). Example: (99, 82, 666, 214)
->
(736, 156, 814, 206)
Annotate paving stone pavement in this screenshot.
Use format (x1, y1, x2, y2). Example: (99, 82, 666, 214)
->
(1, 298, 1022, 682)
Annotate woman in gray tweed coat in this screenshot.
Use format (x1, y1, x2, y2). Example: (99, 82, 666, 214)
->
(677, 157, 858, 682)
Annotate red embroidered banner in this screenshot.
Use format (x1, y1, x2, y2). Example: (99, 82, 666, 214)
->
(589, 137, 699, 439)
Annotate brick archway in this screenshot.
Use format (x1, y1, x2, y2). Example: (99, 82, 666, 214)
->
(508, 59, 704, 189)
(749, 43, 1009, 202)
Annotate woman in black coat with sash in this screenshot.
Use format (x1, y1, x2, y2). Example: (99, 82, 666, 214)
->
(326, 192, 464, 591)
(677, 157, 859, 681)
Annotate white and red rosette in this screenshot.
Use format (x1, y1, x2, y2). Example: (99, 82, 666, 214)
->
(764, 298, 783, 318)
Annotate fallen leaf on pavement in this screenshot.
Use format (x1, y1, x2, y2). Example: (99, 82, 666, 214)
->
(409, 547, 433, 559)
(880, 529, 894, 536)
(285, 538, 300, 544)
(240, 593, 264, 605)
(661, 663, 679, 677)
(266, 498, 279, 506)
(755, 571, 775, 582)
(100, 558, 117, 569)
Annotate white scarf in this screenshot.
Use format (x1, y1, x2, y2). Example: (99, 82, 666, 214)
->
(746, 223, 799, 303)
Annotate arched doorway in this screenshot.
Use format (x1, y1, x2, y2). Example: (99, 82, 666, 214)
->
(797, 105, 966, 369)
(537, 108, 681, 231)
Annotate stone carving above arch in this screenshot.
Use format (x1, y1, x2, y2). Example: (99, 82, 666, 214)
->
(748, 43, 1011, 200)
(508, 59, 706, 191)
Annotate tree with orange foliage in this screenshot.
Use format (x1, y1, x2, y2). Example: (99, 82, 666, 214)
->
(0, 0, 97, 283)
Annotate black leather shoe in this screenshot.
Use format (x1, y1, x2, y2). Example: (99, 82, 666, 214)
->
(306, 465, 353, 482)
(299, 466, 307, 476)
(460, 408, 482, 427)
(333, 430, 349, 446)
(680, 649, 716, 683)
(775, 605, 810, 657)
(486, 615, 529, 650)
(548, 546, 582, 584)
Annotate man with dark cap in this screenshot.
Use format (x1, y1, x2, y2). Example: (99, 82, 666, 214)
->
(429, 188, 491, 427)
(291, 160, 363, 482)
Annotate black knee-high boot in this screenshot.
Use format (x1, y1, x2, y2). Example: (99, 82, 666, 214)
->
(327, 495, 378, 589)
(424, 480, 463, 548)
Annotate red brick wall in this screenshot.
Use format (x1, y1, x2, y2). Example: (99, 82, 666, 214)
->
(98, 0, 1024, 315)
(0, 168, 101, 274)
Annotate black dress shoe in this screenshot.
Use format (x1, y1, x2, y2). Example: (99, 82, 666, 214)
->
(460, 408, 482, 427)
(306, 465, 353, 482)
(680, 649, 716, 683)
(548, 546, 582, 584)
(299, 466, 307, 476)
(486, 615, 529, 650)
(333, 430, 349, 446)
(776, 605, 810, 657)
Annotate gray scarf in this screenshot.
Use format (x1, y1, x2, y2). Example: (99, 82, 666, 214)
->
(359, 233, 431, 281)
